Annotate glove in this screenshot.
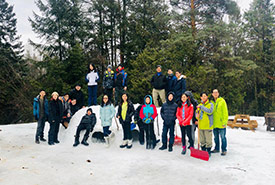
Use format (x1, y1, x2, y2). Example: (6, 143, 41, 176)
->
(131, 123, 136, 130)
(144, 118, 151, 124)
(142, 118, 146, 122)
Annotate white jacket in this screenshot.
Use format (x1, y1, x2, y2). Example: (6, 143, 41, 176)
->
(86, 71, 99, 86)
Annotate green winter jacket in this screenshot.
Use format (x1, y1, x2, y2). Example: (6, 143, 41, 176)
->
(196, 99, 214, 130)
(100, 104, 116, 127)
(211, 97, 228, 128)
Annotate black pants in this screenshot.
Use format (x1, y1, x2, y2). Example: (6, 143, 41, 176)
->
(144, 122, 156, 145)
(36, 116, 46, 139)
(161, 124, 175, 146)
(137, 120, 145, 143)
(104, 88, 113, 103)
(180, 125, 194, 148)
(48, 119, 61, 143)
(122, 121, 132, 140)
(75, 124, 93, 140)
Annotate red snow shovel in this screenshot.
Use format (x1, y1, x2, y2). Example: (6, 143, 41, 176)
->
(190, 127, 209, 161)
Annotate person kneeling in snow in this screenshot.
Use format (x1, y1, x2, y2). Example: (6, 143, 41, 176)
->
(73, 108, 96, 147)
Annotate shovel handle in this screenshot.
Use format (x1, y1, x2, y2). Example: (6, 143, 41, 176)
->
(197, 126, 200, 150)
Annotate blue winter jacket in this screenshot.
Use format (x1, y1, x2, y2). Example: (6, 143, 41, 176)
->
(33, 95, 49, 119)
(161, 92, 178, 125)
(166, 75, 177, 93)
(174, 75, 186, 102)
(100, 104, 116, 127)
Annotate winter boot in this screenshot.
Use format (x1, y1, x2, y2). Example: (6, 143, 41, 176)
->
(104, 136, 110, 147)
(109, 132, 115, 138)
(181, 146, 186, 155)
(221, 151, 227, 156)
(159, 144, 167, 150)
(127, 139, 133, 149)
(73, 137, 80, 147)
(207, 148, 211, 157)
(168, 145, 173, 152)
(35, 136, 40, 144)
(81, 136, 89, 146)
(120, 140, 128, 148)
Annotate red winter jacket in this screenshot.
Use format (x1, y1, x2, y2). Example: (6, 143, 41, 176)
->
(176, 103, 194, 126)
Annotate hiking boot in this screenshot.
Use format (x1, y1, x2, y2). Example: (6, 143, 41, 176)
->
(120, 140, 128, 148)
(221, 151, 227, 156)
(211, 149, 220, 153)
(48, 142, 55, 145)
(54, 140, 60, 144)
(159, 144, 167, 150)
(35, 139, 40, 144)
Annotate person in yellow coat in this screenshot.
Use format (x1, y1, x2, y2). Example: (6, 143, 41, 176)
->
(211, 89, 228, 156)
(196, 92, 214, 156)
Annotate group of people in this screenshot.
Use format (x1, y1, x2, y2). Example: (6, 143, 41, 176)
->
(33, 64, 228, 157)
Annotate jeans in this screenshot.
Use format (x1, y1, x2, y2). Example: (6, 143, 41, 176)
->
(36, 116, 46, 139)
(103, 126, 111, 137)
(213, 128, 227, 152)
(88, 85, 98, 106)
(161, 124, 175, 146)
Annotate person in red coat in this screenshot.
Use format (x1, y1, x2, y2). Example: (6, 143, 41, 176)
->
(139, 95, 158, 149)
(176, 92, 194, 155)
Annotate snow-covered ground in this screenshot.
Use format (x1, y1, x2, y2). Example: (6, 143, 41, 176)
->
(0, 106, 274, 185)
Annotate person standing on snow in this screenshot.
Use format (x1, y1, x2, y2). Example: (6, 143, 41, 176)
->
(211, 89, 228, 156)
(151, 65, 167, 107)
(69, 84, 85, 109)
(73, 108, 96, 147)
(114, 64, 128, 106)
(33, 90, 49, 144)
(159, 92, 178, 152)
(196, 92, 214, 156)
(139, 95, 158, 150)
(86, 63, 99, 106)
(184, 91, 199, 144)
(166, 69, 176, 95)
(48, 92, 63, 145)
(116, 93, 135, 149)
(103, 65, 115, 103)
(176, 92, 194, 155)
(173, 71, 186, 103)
(100, 94, 116, 147)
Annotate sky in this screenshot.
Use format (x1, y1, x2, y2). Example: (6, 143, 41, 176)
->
(6, 0, 273, 55)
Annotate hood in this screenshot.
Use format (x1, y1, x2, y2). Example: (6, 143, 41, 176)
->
(144, 95, 153, 105)
(166, 91, 175, 104)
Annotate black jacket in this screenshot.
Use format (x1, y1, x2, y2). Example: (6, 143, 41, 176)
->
(69, 89, 84, 108)
(134, 104, 143, 122)
(160, 93, 178, 125)
(48, 99, 63, 123)
(151, 73, 167, 90)
(174, 76, 186, 102)
(103, 70, 115, 89)
(70, 104, 80, 116)
(117, 101, 135, 124)
(79, 113, 97, 127)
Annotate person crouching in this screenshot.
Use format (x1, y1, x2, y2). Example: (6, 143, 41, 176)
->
(73, 108, 96, 147)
